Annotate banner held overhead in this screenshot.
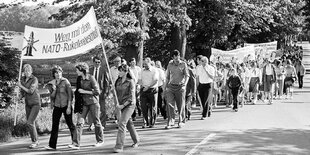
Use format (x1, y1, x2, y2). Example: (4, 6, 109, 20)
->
(21, 7, 101, 60)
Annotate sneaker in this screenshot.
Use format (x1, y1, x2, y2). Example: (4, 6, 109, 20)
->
(165, 125, 172, 129)
(44, 145, 56, 150)
(29, 141, 39, 149)
(68, 144, 80, 150)
(94, 141, 104, 147)
(113, 148, 123, 153)
(178, 123, 185, 128)
(201, 117, 206, 120)
(132, 143, 139, 148)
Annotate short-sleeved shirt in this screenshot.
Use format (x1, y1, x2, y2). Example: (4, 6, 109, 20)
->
(140, 66, 159, 88)
(157, 68, 166, 87)
(50, 78, 72, 108)
(166, 60, 189, 85)
(21, 75, 41, 106)
(129, 65, 142, 84)
(80, 74, 101, 105)
(196, 65, 215, 84)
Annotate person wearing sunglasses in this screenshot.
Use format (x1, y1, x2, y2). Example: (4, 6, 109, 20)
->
(87, 56, 107, 131)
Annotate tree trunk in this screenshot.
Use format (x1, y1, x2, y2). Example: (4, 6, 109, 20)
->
(170, 0, 187, 59)
(180, 23, 187, 58)
(136, 1, 147, 67)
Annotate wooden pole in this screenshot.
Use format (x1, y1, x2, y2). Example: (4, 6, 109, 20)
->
(14, 57, 23, 126)
(100, 43, 119, 106)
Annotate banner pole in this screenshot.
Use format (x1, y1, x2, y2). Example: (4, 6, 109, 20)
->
(14, 57, 23, 126)
(100, 43, 119, 107)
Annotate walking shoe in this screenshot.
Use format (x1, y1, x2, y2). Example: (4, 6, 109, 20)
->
(28, 141, 39, 149)
(94, 141, 104, 147)
(149, 125, 155, 128)
(269, 100, 272, 105)
(131, 143, 139, 148)
(178, 123, 185, 128)
(165, 125, 172, 129)
(234, 109, 238, 112)
(201, 117, 206, 120)
(68, 144, 80, 150)
(113, 148, 123, 153)
(44, 145, 56, 150)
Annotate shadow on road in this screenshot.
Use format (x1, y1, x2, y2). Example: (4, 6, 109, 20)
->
(205, 128, 310, 155)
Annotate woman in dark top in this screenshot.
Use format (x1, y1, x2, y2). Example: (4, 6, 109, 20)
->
(44, 65, 77, 150)
(68, 62, 104, 149)
(113, 64, 140, 153)
(17, 64, 41, 149)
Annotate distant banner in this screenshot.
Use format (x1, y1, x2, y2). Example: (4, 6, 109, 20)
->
(21, 7, 101, 59)
(211, 46, 255, 63)
(244, 41, 277, 60)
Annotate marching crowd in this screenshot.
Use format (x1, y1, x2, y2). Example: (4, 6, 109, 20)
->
(16, 46, 306, 153)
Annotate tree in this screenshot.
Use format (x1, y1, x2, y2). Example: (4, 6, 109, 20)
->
(0, 32, 20, 108)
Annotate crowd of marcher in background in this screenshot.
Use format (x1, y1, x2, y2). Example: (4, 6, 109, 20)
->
(16, 44, 306, 152)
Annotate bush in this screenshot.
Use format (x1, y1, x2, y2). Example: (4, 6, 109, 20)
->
(0, 100, 73, 143)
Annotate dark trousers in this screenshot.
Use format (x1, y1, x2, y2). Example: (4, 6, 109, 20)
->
(198, 83, 212, 117)
(157, 86, 167, 119)
(132, 85, 142, 119)
(298, 72, 304, 88)
(140, 88, 158, 126)
(49, 106, 77, 149)
(231, 88, 239, 110)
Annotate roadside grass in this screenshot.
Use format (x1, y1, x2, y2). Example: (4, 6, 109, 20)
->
(0, 93, 115, 143)
(0, 102, 72, 143)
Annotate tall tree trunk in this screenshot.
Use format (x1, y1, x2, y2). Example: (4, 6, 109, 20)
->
(171, 25, 182, 54)
(180, 23, 187, 58)
(136, 0, 147, 67)
(170, 0, 187, 58)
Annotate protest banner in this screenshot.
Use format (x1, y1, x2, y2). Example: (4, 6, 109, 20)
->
(21, 7, 102, 60)
(244, 41, 278, 60)
(211, 45, 255, 63)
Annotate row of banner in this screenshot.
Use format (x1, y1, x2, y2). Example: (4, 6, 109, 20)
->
(21, 6, 280, 65)
(211, 41, 279, 64)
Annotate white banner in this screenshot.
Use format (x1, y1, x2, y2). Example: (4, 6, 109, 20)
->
(244, 41, 277, 60)
(21, 7, 101, 59)
(211, 46, 255, 63)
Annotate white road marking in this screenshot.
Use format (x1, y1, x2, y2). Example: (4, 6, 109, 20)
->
(185, 133, 216, 155)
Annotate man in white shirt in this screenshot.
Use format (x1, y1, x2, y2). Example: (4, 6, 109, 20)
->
(196, 56, 215, 120)
(139, 57, 159, 128)
(129, 58, 142, 121)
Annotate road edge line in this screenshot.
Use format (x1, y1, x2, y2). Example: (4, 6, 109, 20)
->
(185, 133, 216, 155)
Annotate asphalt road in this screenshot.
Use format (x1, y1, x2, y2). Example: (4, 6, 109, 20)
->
(2, 43, 310, 155)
